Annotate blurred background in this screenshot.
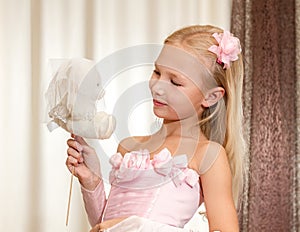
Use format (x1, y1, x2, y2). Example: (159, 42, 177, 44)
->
(1, 1, 300, 231)
(0, 0, 233, 231)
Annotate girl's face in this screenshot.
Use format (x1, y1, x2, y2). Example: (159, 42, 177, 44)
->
(149, 64, 205, 121)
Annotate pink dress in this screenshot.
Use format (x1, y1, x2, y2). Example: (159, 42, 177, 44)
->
(81, 148, 201, 228)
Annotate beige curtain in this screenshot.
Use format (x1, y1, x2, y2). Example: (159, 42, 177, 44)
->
(231, 0, 300, 231)
(0, 0, 232, 231)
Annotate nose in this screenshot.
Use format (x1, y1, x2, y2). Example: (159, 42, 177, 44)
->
(149, 78, 166, 96)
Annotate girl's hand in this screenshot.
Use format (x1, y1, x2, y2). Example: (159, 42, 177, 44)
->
(66, 134, 101, 190)
(89, 218, 127, 232)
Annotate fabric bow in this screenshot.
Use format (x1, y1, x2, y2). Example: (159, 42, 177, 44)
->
(152, 148, 198, 187)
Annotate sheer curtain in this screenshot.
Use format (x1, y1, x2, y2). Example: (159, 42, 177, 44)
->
(0, 0, 232, 231)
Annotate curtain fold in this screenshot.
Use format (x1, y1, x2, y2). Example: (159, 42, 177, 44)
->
(231, 0, 300, 231)
(29, 0, 43, 230)
(295, 0, 300, 230)
(230, 1, 253, 230)
(0, 1, 233, 231)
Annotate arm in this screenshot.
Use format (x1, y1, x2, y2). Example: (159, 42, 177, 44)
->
(200, 146, 239, 232)
(66, 135, 107, 226)
(88, 138, 134, 231)
(81, 179, 107, 227)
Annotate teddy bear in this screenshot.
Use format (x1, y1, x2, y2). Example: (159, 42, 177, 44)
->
(45, 58, 115, 139)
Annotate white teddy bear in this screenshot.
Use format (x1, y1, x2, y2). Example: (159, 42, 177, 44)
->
(45, 58, 115, 139)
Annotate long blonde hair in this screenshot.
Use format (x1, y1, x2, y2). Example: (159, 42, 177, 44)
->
(165, 25, 245, 208)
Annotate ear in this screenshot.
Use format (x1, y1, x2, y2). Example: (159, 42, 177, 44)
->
(201, 87, 225, 108)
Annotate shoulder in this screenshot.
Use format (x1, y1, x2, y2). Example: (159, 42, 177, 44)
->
(190, 141, 227, 175)
(197, 141, 231, 183)
(117, 136, 150, 155)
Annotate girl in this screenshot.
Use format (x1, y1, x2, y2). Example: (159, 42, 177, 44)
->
(66, 25, 244, 231)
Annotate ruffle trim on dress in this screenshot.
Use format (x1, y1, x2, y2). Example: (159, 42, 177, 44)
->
(109, 148, 199, 188)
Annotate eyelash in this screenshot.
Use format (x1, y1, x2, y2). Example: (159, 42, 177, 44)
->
(153, 70, 160, 75)
(171, 79, 182, 86)
(153, 69, 182, 86)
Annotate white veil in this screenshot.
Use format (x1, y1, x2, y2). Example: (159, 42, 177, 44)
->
(45, 58, 115, 139)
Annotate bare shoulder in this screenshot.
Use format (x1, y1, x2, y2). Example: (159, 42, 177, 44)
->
(189, 141, 227, 175)
(197, 140, 232, 186)
(117, 136, 150, 155)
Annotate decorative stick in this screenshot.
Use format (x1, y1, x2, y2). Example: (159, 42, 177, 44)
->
(66, 166, 75, 226)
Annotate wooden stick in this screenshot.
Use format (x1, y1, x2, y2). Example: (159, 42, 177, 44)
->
(66, 166, 75, 226)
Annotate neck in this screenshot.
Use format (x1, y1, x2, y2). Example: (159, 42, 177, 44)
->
(158, 116, 204, 140)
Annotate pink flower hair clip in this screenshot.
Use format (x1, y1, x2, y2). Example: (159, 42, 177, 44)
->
(208, 30, 242, 69)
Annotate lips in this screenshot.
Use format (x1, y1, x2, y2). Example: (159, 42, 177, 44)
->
(153, 99, 167, 106)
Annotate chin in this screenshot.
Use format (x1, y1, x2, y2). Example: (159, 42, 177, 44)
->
(153, 110, 176, 121)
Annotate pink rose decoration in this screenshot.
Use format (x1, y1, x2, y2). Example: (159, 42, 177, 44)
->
(208, 30, 242, 69)
(122, 150, 151, 170)
(152, 148, 172, 168)
(152, 148, 173, 175)
(109, 153, 123, 168)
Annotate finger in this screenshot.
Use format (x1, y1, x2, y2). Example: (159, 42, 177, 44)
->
(74, 136, 96, 154)
(89, 224, 101, 232)
(67, 147, 84, 163)
(66, 154, 81, 166)
(66, 164, 75, 175)
(74, 135, 89, 146)
(67, 139, 83, 152)
(66, 164, 78, 177)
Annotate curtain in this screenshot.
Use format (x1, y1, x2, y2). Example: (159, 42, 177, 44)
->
(0, 0, 232, 231)
(231, 0, 300, 231)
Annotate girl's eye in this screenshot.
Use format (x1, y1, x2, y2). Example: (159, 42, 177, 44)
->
(153, 70, 160, 76)
(171, 79, 182, 86)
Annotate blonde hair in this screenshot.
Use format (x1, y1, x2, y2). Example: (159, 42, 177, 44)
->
(165, 25, 245, 208)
